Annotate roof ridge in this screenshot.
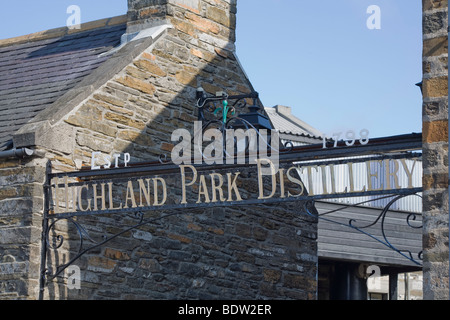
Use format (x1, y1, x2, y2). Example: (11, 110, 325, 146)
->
(0, 15, 127, 48)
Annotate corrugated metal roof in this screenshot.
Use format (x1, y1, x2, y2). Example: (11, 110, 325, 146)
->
(265, 105, 323, 138)
(0, 21, 126, 150)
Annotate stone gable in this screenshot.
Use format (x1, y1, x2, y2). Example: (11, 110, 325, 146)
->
(0, 0, 318, 300)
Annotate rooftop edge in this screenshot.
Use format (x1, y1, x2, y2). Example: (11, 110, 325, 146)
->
(0, 14, 127, 48)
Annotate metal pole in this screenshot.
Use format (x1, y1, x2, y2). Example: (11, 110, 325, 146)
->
(405, 273, 410, 300)
(389, 272, 398, 300)
(0, 148, 34, 160)
(38, 161, 52, 300)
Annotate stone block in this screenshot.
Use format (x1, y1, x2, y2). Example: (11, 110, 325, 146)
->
(0, 261, 29, 275)
(104, 112, 147, 130)
(263, 269, 281, 283)
(76, 132, 113, 153)
(116, 75, 157, 95)
(170, 18, 196, 37)
(283, 273, 311, 290)
(139, 258, 161, 272)
(423, 120, 448, 143)
(104, 248, 131, 261)
(423, 36, 448, 57)
(423, 190, 447, 211)
(423, 172, 449, 190)
(206, 6, 231, 28)
(185, 12, 220, 34)
(0, 167, 44, 187)
(423, 0, 448, 11)
(422, 76, 448, 98)
(0, 188, 17, 201)
(66, 115, 118, 137)
(134, 59, 167, 77)
(93, 93, 126, 108)
(423, 101, 441, 117)
(0, 227, 31, 245)
(175, 70, 197, 86)
(423, 145, 448, 168)
(87, 256, 117, 273)
(170, 0, 200, 13)
(423, 11, 448, 34)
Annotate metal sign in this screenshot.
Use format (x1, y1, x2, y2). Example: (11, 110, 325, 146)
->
(38, 99, 423, 299)
(48, 153, 421, 217)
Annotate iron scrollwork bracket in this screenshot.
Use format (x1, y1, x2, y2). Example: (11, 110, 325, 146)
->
(157, 88, 293, 164)
(40, 208, 184, 293)
(195, 88, 260, 125)
(37, 161, 184, 299)
(303, 193, 423, 266)
(42, 212, 145, 282)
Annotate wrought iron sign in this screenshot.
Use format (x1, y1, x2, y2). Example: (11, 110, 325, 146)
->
(38, 90, 424, 299)
(48, 155, 422, 216)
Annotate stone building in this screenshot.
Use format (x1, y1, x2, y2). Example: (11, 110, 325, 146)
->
(421, 0, 449, 300)
(0, 0, 317, 300)
(0, 0, 447, 301)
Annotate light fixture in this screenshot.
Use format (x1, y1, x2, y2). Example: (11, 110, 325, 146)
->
(196, 87, 272, 131)
(195, 87, 276, 160)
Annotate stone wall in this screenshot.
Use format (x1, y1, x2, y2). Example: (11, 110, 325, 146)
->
(45, 189, 317, 300)
(422, 0, 449, 300)
(0, 0, 318, 300)
(0, 157, 46, 299)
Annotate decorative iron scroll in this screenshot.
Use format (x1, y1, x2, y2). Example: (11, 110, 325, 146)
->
(303, 193, 423, 266)
(40, 189, 423, 295)
(195, 89, 260, 125)
(152, 89, 297, 172)
(43, 211, 181, 282)
(39, 132, 423, 299)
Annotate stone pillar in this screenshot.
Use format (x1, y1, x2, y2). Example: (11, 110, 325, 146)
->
(422, 0, 449, 300)
(127, 0, 237, 49)
(0, 159, 47, 299)
(127, 0, 170, 32)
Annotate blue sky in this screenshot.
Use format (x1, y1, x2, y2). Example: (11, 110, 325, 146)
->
(0, 0, 423, 139)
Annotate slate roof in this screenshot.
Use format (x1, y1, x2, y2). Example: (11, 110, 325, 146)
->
(0, 19, 127, 151)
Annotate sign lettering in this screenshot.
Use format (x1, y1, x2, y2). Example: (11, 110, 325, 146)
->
(51, 157, 419, 214)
